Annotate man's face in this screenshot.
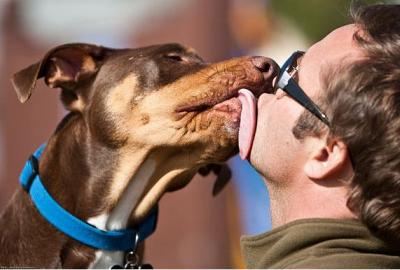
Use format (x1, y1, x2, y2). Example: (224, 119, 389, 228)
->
(250, 24, 362, 182)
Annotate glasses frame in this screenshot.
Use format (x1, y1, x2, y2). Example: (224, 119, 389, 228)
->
(275, 51, 330, 126)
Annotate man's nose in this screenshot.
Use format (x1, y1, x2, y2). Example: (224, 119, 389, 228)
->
(251, 56, 280, 92)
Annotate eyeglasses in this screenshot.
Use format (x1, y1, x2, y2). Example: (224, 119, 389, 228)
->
(274, 51, 330, 126)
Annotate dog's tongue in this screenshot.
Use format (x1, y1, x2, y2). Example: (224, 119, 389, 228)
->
(238, 89, 256, 160)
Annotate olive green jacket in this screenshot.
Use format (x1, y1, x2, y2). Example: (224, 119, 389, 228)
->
(240, 219, 400, 268)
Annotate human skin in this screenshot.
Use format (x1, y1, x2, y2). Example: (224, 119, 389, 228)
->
(250, 24, 364, 228)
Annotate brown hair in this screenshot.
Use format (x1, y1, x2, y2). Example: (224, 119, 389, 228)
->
(293, 3, 400, 245)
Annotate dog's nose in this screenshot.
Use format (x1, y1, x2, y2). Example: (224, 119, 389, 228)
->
(251, 56, 279, 88)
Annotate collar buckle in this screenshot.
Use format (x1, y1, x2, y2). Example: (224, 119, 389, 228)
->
(20, 155, 39, 191)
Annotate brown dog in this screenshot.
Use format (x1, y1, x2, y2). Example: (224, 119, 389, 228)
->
(0, 43, 278, 268)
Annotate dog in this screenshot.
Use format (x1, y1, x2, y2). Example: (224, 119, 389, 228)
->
(0, 43, 278, 268)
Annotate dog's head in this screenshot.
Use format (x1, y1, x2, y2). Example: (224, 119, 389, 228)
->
(12, 43, 278, 218)
(13, 43, 277, 157)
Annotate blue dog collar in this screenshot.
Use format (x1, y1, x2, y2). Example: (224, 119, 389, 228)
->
(19, 144, 158, 251)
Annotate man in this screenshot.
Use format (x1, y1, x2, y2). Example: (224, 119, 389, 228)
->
(239, 4, 400, 268)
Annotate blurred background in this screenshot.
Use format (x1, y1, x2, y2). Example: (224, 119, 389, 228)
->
(0, 0, 388, 268)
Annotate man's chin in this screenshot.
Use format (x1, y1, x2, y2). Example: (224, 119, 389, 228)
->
(247, 141, 265, 175)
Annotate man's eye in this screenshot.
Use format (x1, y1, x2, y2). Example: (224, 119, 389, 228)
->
(287, 65, 296, 74)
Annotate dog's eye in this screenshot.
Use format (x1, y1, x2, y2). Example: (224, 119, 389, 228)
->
(165, 54, 184, 62)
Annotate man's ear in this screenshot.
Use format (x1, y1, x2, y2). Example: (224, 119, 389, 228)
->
(11, 43, 111, 111)
(304, 137, 352, 181)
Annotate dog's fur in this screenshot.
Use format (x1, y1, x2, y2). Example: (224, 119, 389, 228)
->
(0, 43, 278, 268)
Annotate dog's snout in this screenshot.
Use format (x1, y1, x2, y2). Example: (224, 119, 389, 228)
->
(252, 57, 271, 72)
(251, 56, 279, 85)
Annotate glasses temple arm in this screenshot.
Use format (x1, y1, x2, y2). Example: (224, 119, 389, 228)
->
(278, 72, 330, 126)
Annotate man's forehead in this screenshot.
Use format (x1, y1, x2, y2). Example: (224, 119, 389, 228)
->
(308, 24, 361, 63)
(325, 24, 358, 43)
(326, 24, 362, 53)
(299, 24, 363, 97)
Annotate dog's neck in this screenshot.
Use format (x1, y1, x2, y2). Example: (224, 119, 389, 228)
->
(0, 112, 198, 267)
(7, 112, 193, 267)
(40, 113, 155, 223)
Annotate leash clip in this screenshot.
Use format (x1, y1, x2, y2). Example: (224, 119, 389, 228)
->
(124, 233, 153, 269)
(111, 233, 153, 269)
(124, 233, 140, 269)
(124, 250, 139, 269)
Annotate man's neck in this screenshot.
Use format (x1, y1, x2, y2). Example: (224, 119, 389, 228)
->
(265, 176, 356, 228)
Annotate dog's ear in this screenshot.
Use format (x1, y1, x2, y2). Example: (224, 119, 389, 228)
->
(12, 43, 110, 109)
(198, 163, 232, 196)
